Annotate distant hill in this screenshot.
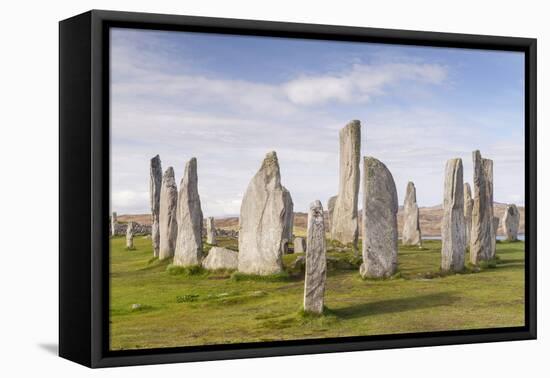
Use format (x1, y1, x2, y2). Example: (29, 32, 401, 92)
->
(118, 202, 524, 237)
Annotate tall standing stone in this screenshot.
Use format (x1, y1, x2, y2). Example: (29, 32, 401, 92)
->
(174, 158, 204, 267)
(360, 157, 398, 279)
(282, 187, 294, 253)
(402, 181, 422, 247)
(470, 151, 494, 264)
(159, 167, 178, 260)
(441, 159, 466, 272)
(463, 183, 474, 247)
(150, 155, 162, 257)
(111, 212, 117, 236)
(503, 204, 520, 241)
(331, 121, 360, 247)
(493, 216, 500, 240)
(238, 151, 287, 275)
(294, 237, 306, 253)
(206, 216, 217, 245)
(304, 200, 327, 314)
(126, 221, 135, 249)
(327, 195, 337, 233)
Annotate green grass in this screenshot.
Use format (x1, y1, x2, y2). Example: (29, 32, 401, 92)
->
(110, 236, 525, 351)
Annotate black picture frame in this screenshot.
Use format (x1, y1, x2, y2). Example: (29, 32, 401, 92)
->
(59, 9, 537, 368)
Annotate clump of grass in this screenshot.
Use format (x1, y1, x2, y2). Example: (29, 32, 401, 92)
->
(230, 271, 291, 282)
(176, 294, 200, 303)
(479, 258, 499, 269)
(166, 264, 207, 276)
(147, 256, 159, 265)
(360, 271, 402, 281)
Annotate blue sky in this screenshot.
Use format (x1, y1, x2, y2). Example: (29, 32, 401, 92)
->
(110, 28, 525, 216)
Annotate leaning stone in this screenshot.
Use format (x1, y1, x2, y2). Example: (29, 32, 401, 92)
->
(463, 183, 474, 247)
(159, 167, 178, 260)
(294, 237, 306, 253)
(304, 200, 327, 314)
(206, 217, 217, 245)
(502, 204, 520, 241)
(402, 181, 422, 247)
(238, 151, 286, 275)
(470, 151, 494, 264)
(126, 221, 135, 249)
(202, 247, 238, 270)
(441, 159, 466, 272)
(331, 121, 360, 247)
(360, 157, 398, 278)
(174, 158, 204, 267)
(150, 155, 162, 257)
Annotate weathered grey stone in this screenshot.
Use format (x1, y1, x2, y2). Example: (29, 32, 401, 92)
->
(441, 159, 466, 272)
(126, 221, 135, 249)
(294, 237, 306, 253)
(206, 217, 217, 245)
(470, 151, 494, 264)
(463, 183, 474, 247)
(174, 158, 204, 267)
(111, 212, 117, 237)
(202, 247, 238, 270)
(502, 204, 520, 241)
(331, 121, 360, 247)
(327, 195, 337, 232)
(238, 151, 286, 275)
(159, 167, 178, 260)
(304, 200, 327, 314)
(150, 155, 162, 257)
(402, 181, 422, 247)
(493, 216, 500, 241)
(360, 157, 398, 278)
(282, 187, 294, 253)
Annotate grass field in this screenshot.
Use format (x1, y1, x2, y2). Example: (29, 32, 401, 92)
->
(110, 235, 525, 351)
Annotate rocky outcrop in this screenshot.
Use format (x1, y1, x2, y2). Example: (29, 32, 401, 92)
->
(238, 151, 286, 275)
(150, 155, 162, 257)
(503, 204, 520, 241)
(470, 151, 494, 264)
(331, 121, 360, 247)
(303, 200, 327, 314)
(159, 167, 178, 260)
(402, 181, 422, 247)
(174, 158, 204, 267)
(202, 247, 238, 270)
(463, 183, 473, 247)
(441, 159, 465, 272)
(360, 157, 398, 278)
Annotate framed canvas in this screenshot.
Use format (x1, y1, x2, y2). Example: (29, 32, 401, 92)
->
(59, 10, 537, 368)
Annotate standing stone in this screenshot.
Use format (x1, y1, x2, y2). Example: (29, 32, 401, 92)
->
(493, 216, 500, 240)
(111, 212, 117, 236)
(503, 204, 520, 241)
(150, 155, 162, 257)
(238, 151, 286, 275)
(463, 183, 474, 247)
(206, 217, 217, 245)
(331, 120, 360, 247)
(327, 195, 337, 232)
(282, 187, 294, 253)
(441, 159, 466, 272)
(294, 237, 306, 253)
(402, 181, 422, 247)
(159, 167, 178, 260)
(360, 157, 398, 279)
(126, 221, 135, 249)
(174, 158, 204, 267)
(202, 247, 238, 270)
(303, 200, 327, 314)
(470, 151, 494, 264)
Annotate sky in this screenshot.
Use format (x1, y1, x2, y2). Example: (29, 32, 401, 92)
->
(110, 27, 525, 217)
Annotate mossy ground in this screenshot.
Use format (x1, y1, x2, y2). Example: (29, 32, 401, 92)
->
(110, 236, 525, 351)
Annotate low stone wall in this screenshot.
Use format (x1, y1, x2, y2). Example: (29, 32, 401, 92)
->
(110, 222, 152, 236)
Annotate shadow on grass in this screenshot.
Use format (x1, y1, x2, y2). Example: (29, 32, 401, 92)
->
(331, 292, 458, 319)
